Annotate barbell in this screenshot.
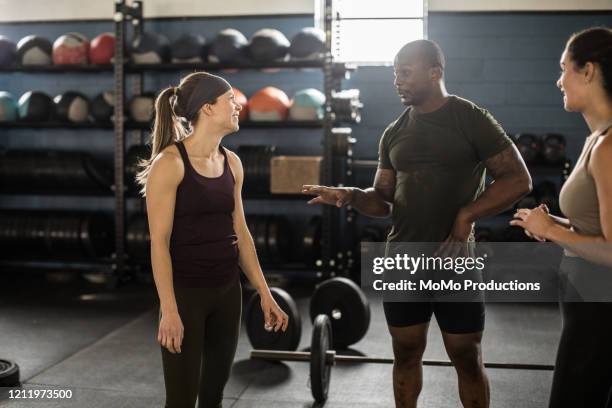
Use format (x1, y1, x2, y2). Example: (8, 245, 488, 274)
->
(251, 314, 555, 403)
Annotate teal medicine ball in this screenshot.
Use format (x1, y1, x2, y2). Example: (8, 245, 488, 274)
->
(289, 88, 325, 121)
(0, 92, 17, 122)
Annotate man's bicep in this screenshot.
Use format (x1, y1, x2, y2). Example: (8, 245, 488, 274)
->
(483, 144, 529, 180)
(374, 168, 396, 202)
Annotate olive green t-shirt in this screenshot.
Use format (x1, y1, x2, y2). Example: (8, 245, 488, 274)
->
(378, 95, 513, 242)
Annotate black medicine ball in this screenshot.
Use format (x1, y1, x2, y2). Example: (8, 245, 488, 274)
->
(0, 36, 17, 67)
(130, 31, 171, 64)
(171, 33, 208, 63)
(289, 27, 325, 59)
(16, 35, 53, 66)
(18, 91, 53, 122)
(91, 91, 114, 122)
(209, 28, 248, 64)
(54, 92, 90, 123)
(248, 28, 290, 62)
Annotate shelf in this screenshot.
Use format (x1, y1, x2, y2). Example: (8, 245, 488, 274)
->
(126, 120, 323, 130)
(0, 64, 113, 73)
(0, 61, 356, 75)
(0, 121, 113, 129)
(0, 258, 115, 271)
(243, 193, 311, 200)
(126, 60, 327, 72)
(0, 191, 113, 198)
(0, 120, 324, 130)
(125, 60, 356, 74)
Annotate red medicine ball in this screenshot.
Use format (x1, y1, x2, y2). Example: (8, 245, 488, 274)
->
(53, 32, 89, 65)
(89, 33, 115, 65)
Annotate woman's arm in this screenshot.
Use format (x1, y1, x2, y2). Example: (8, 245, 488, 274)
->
(146, 151, 185, 352)
(226, 149, 288, 331)
(226, 150, 269, 295)
(512, 133, 612, 266)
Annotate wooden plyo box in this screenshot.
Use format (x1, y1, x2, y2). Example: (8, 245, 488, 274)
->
(270, 156, 323, 194)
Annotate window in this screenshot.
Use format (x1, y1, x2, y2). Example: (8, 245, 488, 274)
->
(318, 0, 426, 65)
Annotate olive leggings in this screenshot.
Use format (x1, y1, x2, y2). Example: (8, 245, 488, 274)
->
(161, 278, 242, 408)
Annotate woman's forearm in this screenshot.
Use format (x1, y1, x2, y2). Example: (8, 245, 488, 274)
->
(150, 240, 179, 314)
(545, 224, 612, 267)
(550, 214, 571, 228)
(236, 231, 270, 296)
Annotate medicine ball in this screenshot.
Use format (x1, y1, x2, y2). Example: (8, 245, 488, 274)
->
(542, 133, 566, 164)
(130, 31, 171, 64)
(54, 92, 90, 123)
(0, 92, 18, 122)
(209, 28, 248, 64)
(289, 27, 325, 60)
(233, 87, 248, 122)
(18, 91, 53, 122)
(515, 133, 541, 164)
(289, 88, 325, 121)
(91, 91, 114, 122)
(0, 36, 17, 67)
(171, 33, 208, 63)
(16, 35, 52, 65)
(52, 32, 89, 65)
(129, 93, 155, 123)
(89, 33, 115, 65)
(248, 87, 290, 121)
(248, 28, 290, 62)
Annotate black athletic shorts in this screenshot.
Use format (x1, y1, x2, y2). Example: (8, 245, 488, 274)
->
(383, 301, 485, 334)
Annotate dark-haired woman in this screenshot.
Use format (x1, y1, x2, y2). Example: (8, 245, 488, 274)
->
(511, 27, 612, 407)
(136, 72, 288, 408)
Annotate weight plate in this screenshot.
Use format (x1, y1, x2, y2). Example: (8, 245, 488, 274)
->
(255, 216, 268, 264)
(83, 154, 113, 190)
(310, 277, 370, 349)
(310, 314, 332, 403)
(267, 216, 290, 264)
(244, 287, 301, 351)
(0, 359, 20, 387)
(127, 215, 149, 262)
(80, 213, 113, 258)
(303, 216, 321, 266)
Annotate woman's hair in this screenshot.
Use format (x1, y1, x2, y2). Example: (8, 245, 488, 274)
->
(135, 72, 222, 196)
(567, 26, 612, 99)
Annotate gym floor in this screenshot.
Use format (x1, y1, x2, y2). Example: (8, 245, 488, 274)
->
(0, 274, 560, 407)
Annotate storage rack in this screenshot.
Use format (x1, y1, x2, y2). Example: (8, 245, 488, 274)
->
(0, 0, 358, 283)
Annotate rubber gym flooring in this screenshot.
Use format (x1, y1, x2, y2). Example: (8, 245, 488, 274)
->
(0, 274, 559, 407)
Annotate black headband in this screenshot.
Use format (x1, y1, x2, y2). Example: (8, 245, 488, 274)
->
(182, 72, 232, 121)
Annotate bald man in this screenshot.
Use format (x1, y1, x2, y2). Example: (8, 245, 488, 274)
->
(303, 40, 532, 407)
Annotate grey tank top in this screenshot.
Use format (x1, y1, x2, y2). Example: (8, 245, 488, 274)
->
(559, 121, 612, 235)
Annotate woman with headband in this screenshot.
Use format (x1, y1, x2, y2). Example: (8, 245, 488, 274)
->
(135, 72, 288, 408)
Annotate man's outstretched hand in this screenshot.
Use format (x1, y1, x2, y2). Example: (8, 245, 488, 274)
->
(302, 185, 354, 207)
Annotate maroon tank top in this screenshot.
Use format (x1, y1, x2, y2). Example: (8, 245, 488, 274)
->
(169, 141, 239, 288)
